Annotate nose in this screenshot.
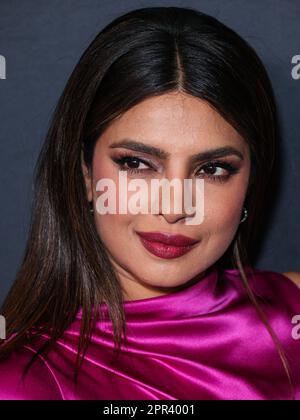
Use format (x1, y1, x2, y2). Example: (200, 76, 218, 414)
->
(159, 211, 187, 224)
(154, 169, 196, 224)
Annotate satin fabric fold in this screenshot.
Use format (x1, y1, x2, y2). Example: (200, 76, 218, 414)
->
(0, 264, 300, 400)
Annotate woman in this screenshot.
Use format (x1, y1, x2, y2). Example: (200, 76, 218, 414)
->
(0, 6, 299, 400)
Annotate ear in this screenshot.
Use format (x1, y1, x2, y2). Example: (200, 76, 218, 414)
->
(81, 150, 93, 202)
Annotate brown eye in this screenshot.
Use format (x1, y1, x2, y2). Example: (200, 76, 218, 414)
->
(112, 154, 154, 174)
(195, 160, 240, 183)
(197, 163, 226, 176)
(123, 157, 148, 170)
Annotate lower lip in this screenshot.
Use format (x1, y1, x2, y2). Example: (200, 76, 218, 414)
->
(137, 236, 198, 259)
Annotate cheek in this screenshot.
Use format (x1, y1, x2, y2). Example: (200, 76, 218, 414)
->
(92, 159, 136, 247)
(206, 200, 242, 234)
(203, 179, 248, 234)
(94, 214, 131, 246)
(92, 155, 121, 214)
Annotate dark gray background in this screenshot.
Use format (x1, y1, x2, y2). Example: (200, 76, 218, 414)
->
(0, 0, 299, 304)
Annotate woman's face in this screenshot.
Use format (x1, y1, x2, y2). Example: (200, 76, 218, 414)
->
(82, 92, 251, 301)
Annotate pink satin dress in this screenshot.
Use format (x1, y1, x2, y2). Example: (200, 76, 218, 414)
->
(0, 264, 299, 400)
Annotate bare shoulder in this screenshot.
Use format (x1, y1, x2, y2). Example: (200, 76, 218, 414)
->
(281, 272, 300, 289)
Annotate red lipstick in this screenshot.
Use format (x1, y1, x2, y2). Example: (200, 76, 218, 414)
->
(135, 231, 200, 259)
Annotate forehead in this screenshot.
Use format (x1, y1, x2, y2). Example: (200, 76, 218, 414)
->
(98, 92, 247, 155)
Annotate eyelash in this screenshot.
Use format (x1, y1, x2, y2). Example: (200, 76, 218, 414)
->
(112, 153, 240, 183)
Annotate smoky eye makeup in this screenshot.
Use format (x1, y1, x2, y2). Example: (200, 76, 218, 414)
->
(110, 151, 160, 175)
(110, 150, 242, 184)
(194, 159, 241, 183)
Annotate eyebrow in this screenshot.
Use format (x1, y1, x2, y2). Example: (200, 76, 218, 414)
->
(109, 139, 244, 163)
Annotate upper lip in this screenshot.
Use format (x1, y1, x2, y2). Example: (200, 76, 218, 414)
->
(136, 231, 200, 246)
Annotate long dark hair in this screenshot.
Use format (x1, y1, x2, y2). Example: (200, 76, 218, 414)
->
(0, 6, 294, 397)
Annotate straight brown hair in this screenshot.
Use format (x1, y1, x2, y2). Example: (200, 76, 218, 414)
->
(0, 6, 295, 398)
